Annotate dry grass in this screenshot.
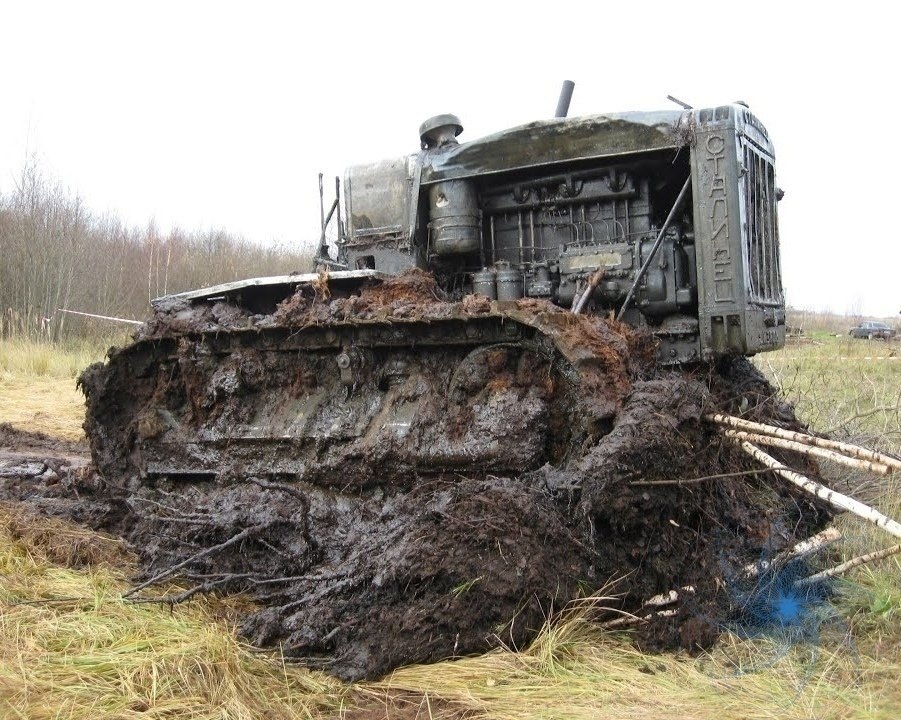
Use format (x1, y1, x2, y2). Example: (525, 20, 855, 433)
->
(0, 502, 134, 569)
(0, 504, 348, 720)
(0, 336, 113, 379)
(1, 336, 900, 718)
(2, 501, 898, 720)
(369, 622, 896, 720)
(0, 373, 87, 441)
(0, 337, 111, 440)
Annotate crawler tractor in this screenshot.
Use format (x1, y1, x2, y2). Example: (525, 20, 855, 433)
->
(83, 85, 785, 498)
(78, 85, 798, 679)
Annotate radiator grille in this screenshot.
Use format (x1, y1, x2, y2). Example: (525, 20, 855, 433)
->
(742, 143, 783, 305)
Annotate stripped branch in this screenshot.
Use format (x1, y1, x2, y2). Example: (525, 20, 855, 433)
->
(822, 404, 901, 435)
(735, 441, 901, 541)
(795, 544, 901, 587)
(630, 468, 772, 486)
(740, 527, 842, 578)
(723, 429, 892, 475)
(248, 476, 306, 498)
(130, 576, 236, 605)
(123, 523, 266, 598)
(602, 608, 678, 629)
(706, 413, 901, 471)
(600, 587, 693, 629)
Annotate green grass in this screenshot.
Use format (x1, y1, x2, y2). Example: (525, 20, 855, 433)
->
(758, 335, 899, 441)
(755, 335, 900, 658)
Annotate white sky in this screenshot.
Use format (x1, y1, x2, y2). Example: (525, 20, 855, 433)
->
(1, 0, 898, 318)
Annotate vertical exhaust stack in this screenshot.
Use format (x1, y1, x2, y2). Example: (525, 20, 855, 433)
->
(555, 80, 575, 118)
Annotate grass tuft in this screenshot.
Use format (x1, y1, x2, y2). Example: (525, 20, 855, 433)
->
(0, 505, 348, 720)
(0, 336, 115, 379)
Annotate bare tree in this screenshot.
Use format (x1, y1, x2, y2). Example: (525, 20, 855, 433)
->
(0, 160, 312, 342)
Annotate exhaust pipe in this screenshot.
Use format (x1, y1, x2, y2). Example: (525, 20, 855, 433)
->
(555, 80, 575, 118)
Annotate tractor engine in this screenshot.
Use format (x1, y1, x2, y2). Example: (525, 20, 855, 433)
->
(333, 102, 785, 363)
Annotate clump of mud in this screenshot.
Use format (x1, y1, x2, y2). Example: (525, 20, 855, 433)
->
(7, 272, 832, 681)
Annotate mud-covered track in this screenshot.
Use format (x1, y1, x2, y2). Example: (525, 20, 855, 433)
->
(82, 309, 633, 488)
(71, 271, 830, 680)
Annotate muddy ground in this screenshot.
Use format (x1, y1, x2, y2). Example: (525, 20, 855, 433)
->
(2, 272, 833, 681)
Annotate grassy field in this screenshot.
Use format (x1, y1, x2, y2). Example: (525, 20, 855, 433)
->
(762, 332, 899, 441)
(0, 335, 123, 441)
(0, 335, 899, 719)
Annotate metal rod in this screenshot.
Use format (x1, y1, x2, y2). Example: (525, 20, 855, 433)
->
(572, 269, 605, 314)
(666, 94, 694, 110)
(318, 173, 325, 236)
(518, 211, 524, 264)
(320, 198, 339, 247)
(489, 215, 496, 265)
(334, 176, 343, 242)
(615, 175, 692, 322)
(555, 80, 575, 118)
(529, 210, 536, 264)
(57, 308, 143, 325)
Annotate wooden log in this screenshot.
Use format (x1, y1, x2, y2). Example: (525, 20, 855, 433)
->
(795, 544, 901, 587)
(706, 413, 901, 472)
(600, 587, 693, 628)
(601, 608, 677, 629)
(741, 527, 842, 578)
(736, 441, 901, 541)
(723, 429, 892, 475)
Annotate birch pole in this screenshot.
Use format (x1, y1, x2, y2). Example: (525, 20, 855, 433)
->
(706, 413, 901, 472)
(736, 441, 901, 541)
(795, 544, 901, 588)
(741, 527, 842, 578)
(723, 429, 893, 475)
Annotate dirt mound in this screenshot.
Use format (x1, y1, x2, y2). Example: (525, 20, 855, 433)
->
(0, 425, 134, 536)
(16, 369, 829, 680)
(5, 274, 832, 681)
(86, 356, 827, 681)
(0, 423, 90, 505)
(126, 475, 591, 679)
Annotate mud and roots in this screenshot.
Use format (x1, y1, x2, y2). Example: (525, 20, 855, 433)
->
(2, 271, 832, 681)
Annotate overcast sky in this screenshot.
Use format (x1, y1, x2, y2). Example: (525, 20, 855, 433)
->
(1, 1, 898, 317)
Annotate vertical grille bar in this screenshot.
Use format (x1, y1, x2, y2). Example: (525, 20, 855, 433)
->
(742, 142, 782, 305)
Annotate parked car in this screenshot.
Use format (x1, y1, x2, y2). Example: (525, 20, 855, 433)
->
(849, 321, 896, 340)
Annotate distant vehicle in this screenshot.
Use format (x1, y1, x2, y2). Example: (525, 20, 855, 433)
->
(849, 321, 896, 340)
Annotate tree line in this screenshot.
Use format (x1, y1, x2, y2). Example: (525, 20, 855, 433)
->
(0, 162, 312, 341)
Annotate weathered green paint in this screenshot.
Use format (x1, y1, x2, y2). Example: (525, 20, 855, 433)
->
(422, 111, 684, 184)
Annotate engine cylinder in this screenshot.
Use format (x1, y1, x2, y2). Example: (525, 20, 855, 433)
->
(495, 263, 524, 301)
(472, 268, 497, 299)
